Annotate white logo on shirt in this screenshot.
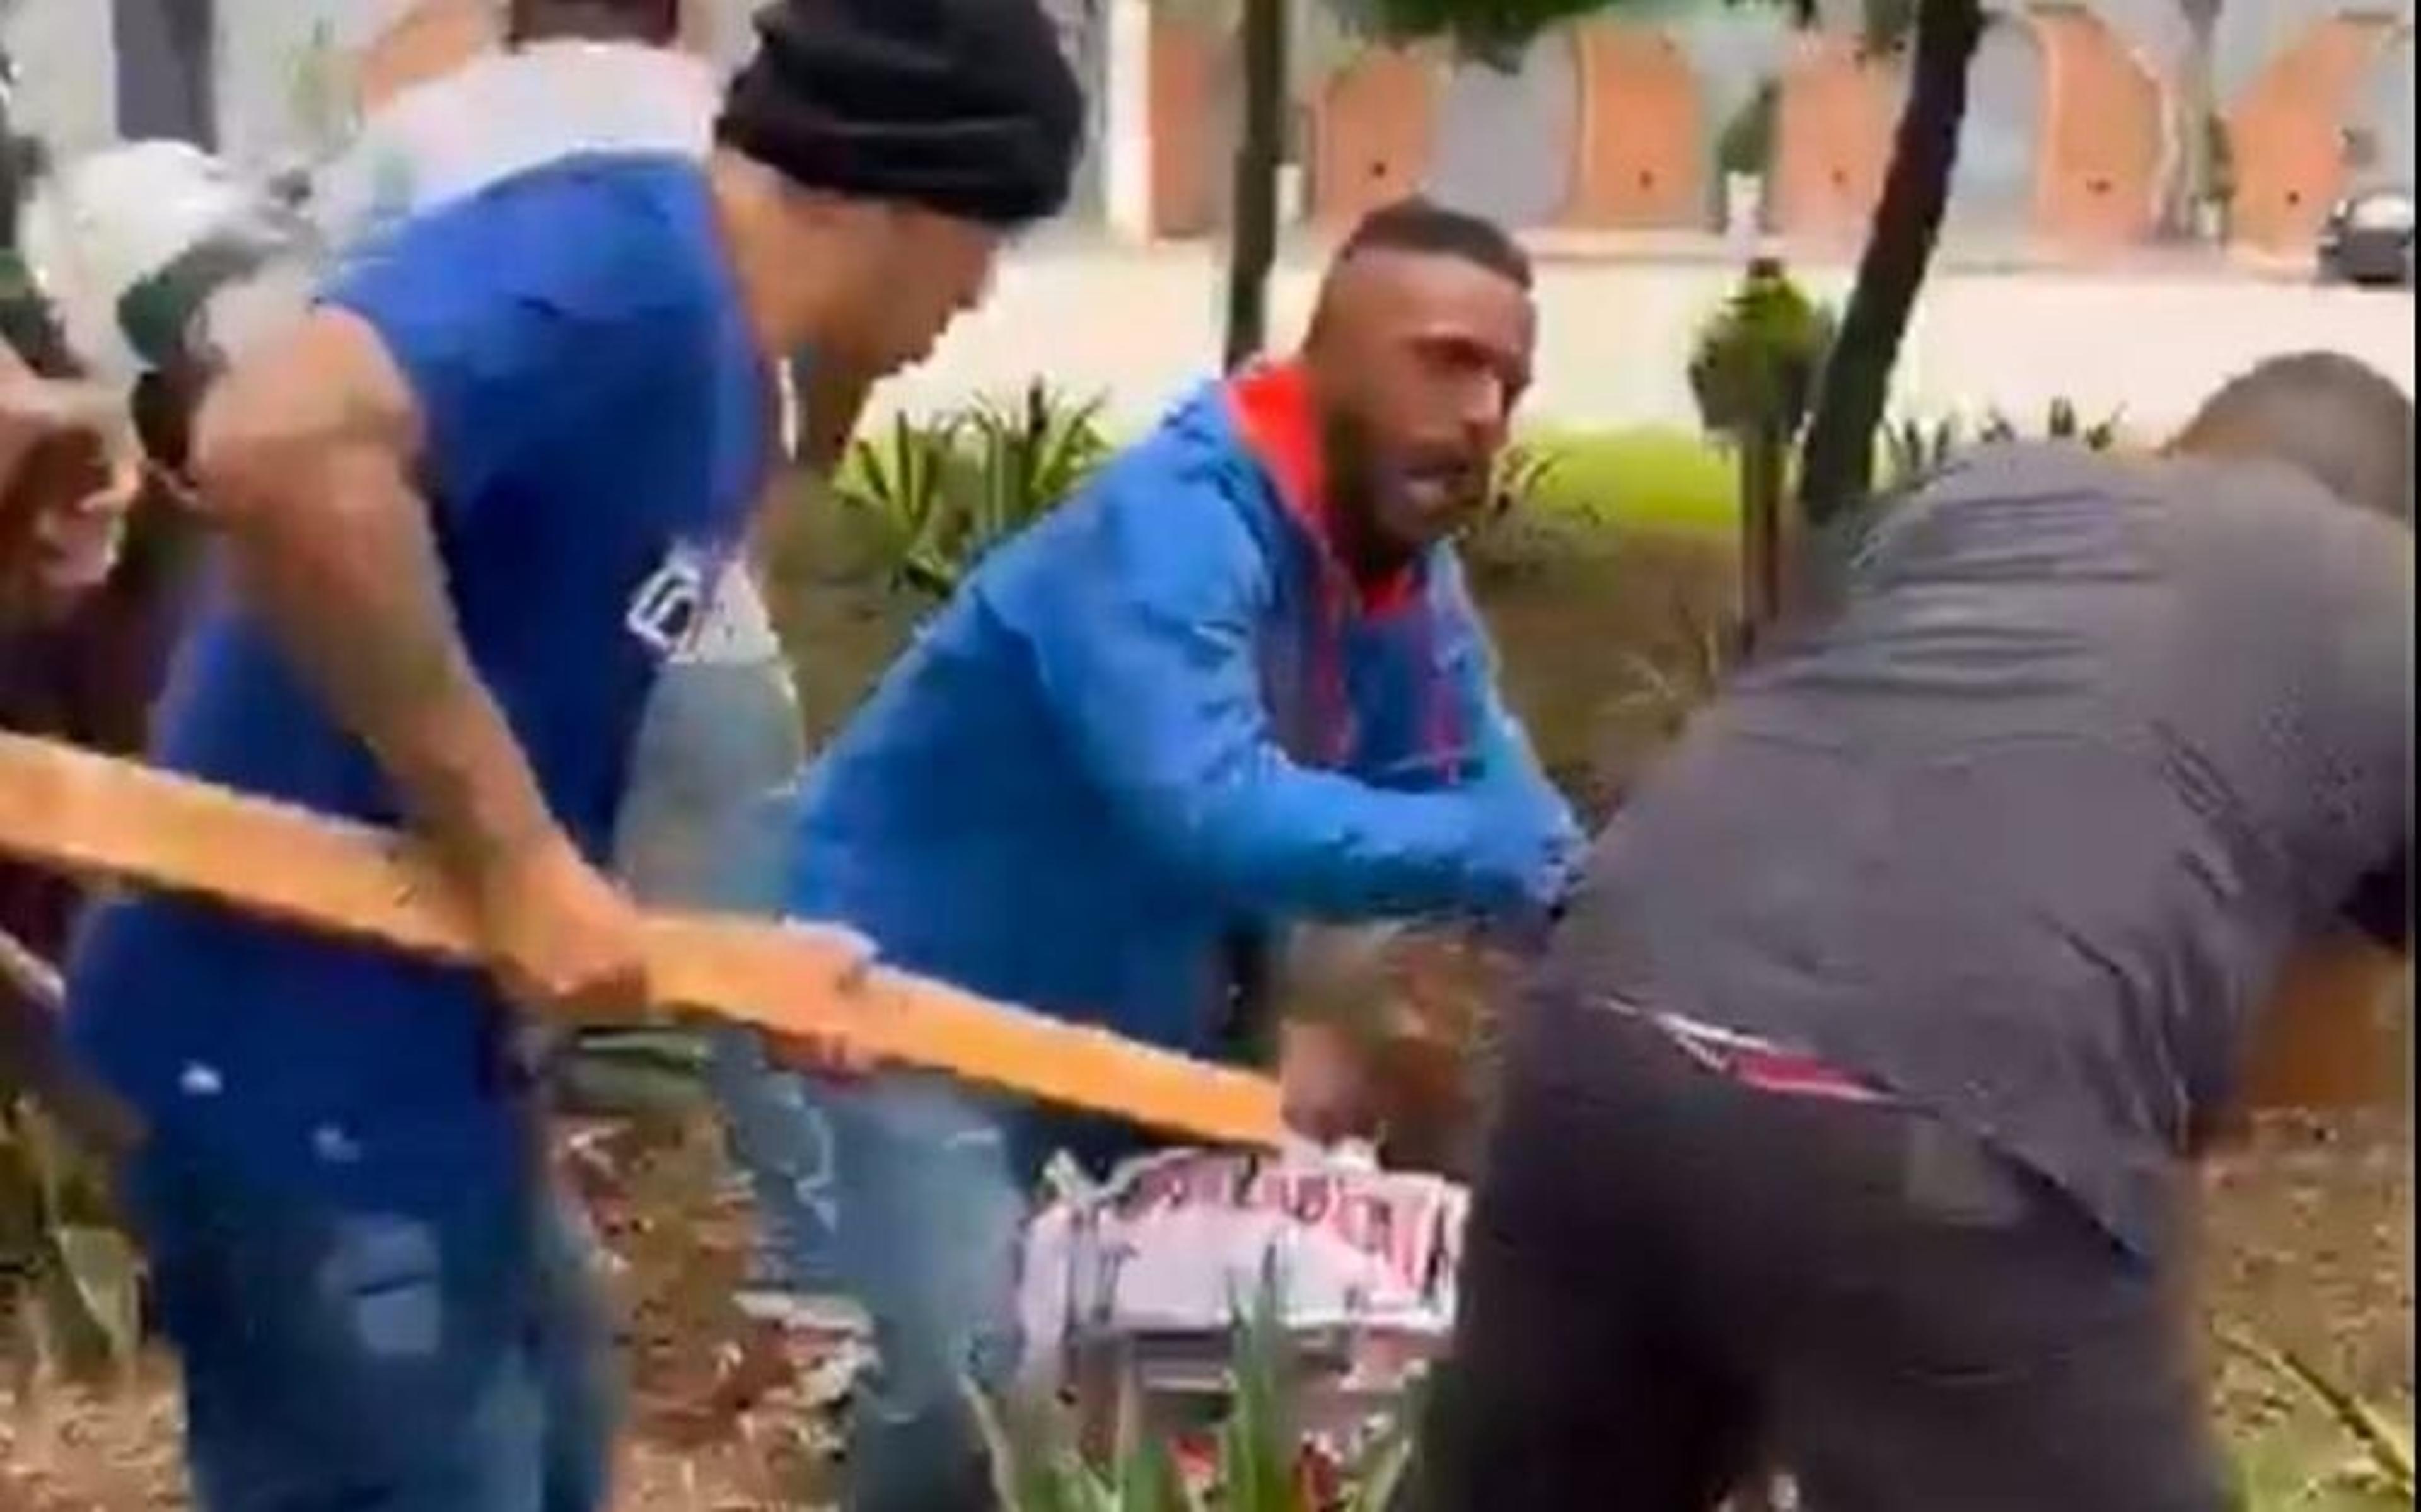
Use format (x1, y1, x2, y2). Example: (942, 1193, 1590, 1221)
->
(625, 541, 719, 657)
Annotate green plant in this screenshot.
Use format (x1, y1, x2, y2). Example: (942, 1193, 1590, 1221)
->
(0, 1099, 141, 1386)
(1688, 258, 1836, 440)
(1716, 79, 1780, 180)
(287, 19, 356, 161)
(1610, 598, 1732, 746)
(963, 381, 1113, 565)
(1690, 258, 1835, 634)
(2224, 1327, 2415, 1511)
(1879, 398, 2124, 493)
(552, 1027, 716, 1122)
(2207, 111, 2237, 212)
(835, 382, 1110, 599)
(1880, 413, 1963, 490)
(1460, 439, 1587, 576)
(980, 1262, 1428, 1510)
(1976, 396, 2123, 451)
(836, 411, 972, 597)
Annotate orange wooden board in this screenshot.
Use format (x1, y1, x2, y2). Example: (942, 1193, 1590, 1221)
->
(0, 732, 1284, 1147)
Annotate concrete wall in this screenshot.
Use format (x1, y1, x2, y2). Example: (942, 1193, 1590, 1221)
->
(1427, 35, 1575, 228)
(868, 245, 2416, 438)
(1135, 0, 2415, 254)
(7, 0, 2412, 257)
(4, 0, 117, 156)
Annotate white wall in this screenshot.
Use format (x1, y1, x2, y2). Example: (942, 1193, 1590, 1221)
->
(871, 245, 2416, 437)
(3, 0, 116, 156)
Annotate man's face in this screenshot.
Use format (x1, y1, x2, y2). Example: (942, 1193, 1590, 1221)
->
(1309, 249, 1535, 566)
(835, 204, 1002, 379)
(0, 367, 137, 625)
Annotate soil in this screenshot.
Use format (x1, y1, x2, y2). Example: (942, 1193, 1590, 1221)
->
(1, 1104, 2405, 1511)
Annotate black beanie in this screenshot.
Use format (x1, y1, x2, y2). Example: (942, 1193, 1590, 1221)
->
(716, 0, 1085, 229)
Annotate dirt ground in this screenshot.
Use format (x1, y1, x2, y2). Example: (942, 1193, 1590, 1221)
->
(1, 1098, 2406, 1512)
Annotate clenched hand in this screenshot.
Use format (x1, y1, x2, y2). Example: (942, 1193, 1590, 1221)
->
(467, 830, 652, 1022)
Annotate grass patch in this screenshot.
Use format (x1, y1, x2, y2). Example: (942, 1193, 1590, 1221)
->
(1526, 427, 1739, 537)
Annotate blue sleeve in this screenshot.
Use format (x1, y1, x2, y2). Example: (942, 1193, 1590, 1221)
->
(1013, 466, 1556, 921)
(317, 166, 704, 515)
(1431, 546, 1580, 850)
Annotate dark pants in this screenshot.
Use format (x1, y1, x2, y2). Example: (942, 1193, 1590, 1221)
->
(1413, 990, 2230, 1512)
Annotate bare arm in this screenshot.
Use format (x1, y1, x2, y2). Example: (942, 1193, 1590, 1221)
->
(189, 308, 555, 883)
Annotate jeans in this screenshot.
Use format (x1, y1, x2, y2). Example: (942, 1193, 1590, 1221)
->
(127, 1146, 618, 1512)
(710, 1036, 1034, 1512)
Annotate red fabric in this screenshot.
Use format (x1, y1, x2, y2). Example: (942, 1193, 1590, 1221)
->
(1649, 1013, 1888, 1105)
(1224, 362, 1420, 616)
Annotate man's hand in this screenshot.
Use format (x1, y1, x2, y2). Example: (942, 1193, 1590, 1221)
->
(1279, 1017, 1376, 1148)
(760, 924, 885, 1081)
(765, 1027, 880, 1081)
(0, 354, 139, 622)
(465, 831, 651, 1022)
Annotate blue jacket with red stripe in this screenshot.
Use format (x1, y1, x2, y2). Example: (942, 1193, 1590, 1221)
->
(782, 366, 1576, 1059)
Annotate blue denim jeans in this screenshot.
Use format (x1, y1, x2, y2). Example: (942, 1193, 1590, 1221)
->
(710, 1037, 1034, 1512)
(126, 1146, 618, 1512)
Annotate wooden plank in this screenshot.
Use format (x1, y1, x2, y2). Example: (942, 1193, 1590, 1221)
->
(0, 732, 1284, 1147)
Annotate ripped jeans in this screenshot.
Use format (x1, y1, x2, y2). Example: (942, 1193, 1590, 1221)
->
(126, 1143, 617, 1512)
(709, 1038, 1031, 1512)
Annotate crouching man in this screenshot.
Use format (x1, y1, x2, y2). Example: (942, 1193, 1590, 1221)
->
(1417, 353, 2411, 1512)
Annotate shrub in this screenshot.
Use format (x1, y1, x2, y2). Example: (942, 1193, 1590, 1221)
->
(978, 1264, 1423, 1511)
(0, 1099, 141, 1387)
(1880, 398, 2125, 492)
(1716, 81, 1780, 182)
(2222, 1327, 2415, 1511)
(1687, 258, 1835, 442)
(834, 381, 1111, 600)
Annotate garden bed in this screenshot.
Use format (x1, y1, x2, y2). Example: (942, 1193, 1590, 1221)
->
(4, 439, 2407, 1508)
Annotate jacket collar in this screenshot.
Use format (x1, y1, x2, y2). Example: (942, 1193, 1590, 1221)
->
(1224, 360, 1422, 616)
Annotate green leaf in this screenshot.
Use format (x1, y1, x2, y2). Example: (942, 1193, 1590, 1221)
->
(1117, 1433, 1199, 1512)
(1689, 259, 1837, 439)
(49, 1223, 140, 1370)
(1221, 1257, 1303, 1512)
(2221, 1327, 2417, 1505)
(1344, 1369, 1429, 1512)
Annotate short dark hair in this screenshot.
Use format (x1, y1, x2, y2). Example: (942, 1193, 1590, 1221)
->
(2171, 352, 2412, 524)
(506, 0, 680, 47)
(1335, 197, 1532, 291)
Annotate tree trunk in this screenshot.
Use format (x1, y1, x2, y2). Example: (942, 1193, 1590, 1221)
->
(1795, 0, 1984, 526)
(1221, 0, 1288, 370)
(112, 0, 218, 148)
(1739, 422, 1790, 643)
(2162, 2, 2222, 237)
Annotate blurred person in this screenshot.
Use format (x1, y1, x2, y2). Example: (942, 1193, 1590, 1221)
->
(0, 337, 143, 1139)
(315, 0, 698, 254)
(57, 2, 1081, 1507)
(712, 198, 1581, 1511)
(0, 342, 137, 627)
(1415, 353, 2412, 1512)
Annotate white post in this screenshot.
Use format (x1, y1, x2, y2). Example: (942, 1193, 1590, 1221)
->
(1103, 0, 1153, 243)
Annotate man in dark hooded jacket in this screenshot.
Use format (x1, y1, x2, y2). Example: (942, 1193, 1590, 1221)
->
(1422, 352, 2411, 1512)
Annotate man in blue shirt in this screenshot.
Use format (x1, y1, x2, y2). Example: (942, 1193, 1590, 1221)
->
(714, 200, 1579, 1511)
(61, 1, 1082, 1506)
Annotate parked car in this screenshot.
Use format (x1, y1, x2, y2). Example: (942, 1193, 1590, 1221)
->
(2318, 187, 2415, 289)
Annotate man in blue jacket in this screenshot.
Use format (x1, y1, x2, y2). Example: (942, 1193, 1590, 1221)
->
(60, 2, 1083, 1506)
(714, 199, 1579, 1512)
